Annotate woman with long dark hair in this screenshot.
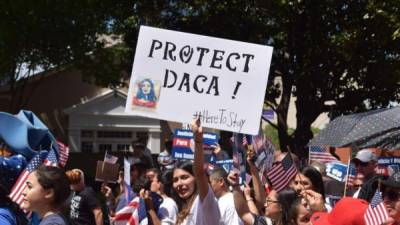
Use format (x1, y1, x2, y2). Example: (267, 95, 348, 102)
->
(133, 78, 158, 108)
(231, 183, 315, 225)
(291, 166, 325, 199)
(171, 119, 221, 225)
(21, 166, 70, 225)
(290, 166, 330, 212)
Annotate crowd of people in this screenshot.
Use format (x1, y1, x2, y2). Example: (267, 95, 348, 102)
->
(1, 119, 400, 225)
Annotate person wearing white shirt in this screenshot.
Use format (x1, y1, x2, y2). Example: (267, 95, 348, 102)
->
(171, 118, 222, 225)
(209, 167, 243, 225)
(144, 170, 178, 225)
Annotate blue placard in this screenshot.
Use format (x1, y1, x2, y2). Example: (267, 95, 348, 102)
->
(215, 159, 234, 173)
(377, 157, 400, 176)
(172, 129, 219, 161)
(326, 162, 348, 182)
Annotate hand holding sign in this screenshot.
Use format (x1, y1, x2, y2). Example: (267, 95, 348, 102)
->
(192, 116, 203, 144)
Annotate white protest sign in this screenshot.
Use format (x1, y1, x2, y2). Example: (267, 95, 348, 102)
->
(125, 26, 273, 135)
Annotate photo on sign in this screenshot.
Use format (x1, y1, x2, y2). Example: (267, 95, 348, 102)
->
(131, 77, 161, 111)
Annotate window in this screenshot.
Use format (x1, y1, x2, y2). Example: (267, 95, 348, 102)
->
(97, 131, 132, 138)
(99, 144, 112, 153)
(81, 142, 93, 153)
(81, 130, 94, 138)
(117, 144, 131, 152)
(136, 132, 148, 140)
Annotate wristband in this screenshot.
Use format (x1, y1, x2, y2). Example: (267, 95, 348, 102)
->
(246, 198, 254, 202)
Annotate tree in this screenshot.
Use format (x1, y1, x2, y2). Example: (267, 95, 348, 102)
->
(110, 0, 400, 157)
(2, 1, 399, 158)
(0, 0, 117, 112)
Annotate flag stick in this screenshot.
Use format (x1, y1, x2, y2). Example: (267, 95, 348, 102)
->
(343, 158, 352, 197)
(102, 150, 107, 173)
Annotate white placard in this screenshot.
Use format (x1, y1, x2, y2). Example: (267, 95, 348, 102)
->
(125, 26, 273, 135)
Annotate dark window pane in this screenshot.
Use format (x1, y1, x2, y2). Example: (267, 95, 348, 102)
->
(81, 142, 93, 153)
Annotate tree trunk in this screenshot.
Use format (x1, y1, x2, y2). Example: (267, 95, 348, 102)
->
(276, 71, 294, 151)
(293, 96, 322, 159)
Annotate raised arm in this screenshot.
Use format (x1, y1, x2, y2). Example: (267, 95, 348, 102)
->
(191, 118, 209, 201)
(228, 170, 255, 225)
(247, 148, 266, 210)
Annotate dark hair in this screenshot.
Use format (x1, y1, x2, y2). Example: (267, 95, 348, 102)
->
(160, 169, 173, 197)
(132, 176, 151, 193)
(172, 160, 197, 225)
(172, 161, 195, 201)
(301, 166, 325, 199)
(146, 168, 160, 176)
(0, 184, 28, 225)
(130, 164, 146, 177)
(136, 78, 157, 101)
(278, 188, 302, 225)
(358, 175, 381, 202)
(35, 166, 71, 205)
(173, 160, 194, 178)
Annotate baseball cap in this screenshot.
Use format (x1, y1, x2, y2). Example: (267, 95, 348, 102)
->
(311, 197, 368, 225)
(381, 171, 400, 189)
(352, 149, 378, 163)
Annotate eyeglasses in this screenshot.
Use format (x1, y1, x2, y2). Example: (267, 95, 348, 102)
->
(383, 189, 400, 201)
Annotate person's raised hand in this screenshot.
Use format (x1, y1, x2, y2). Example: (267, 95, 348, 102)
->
(213, 143, 221, 155)
(302, 189, 326, 212)
(141, 189, 154, 210)
(246, 147, 258, 173)
(191, 117, 203, 144)
(228, 170, 240, 190)
(101, 183, 114, 200)
(243, 183, 252, 200)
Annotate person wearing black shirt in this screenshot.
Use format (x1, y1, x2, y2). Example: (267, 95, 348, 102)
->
(66, 169, 103, 225)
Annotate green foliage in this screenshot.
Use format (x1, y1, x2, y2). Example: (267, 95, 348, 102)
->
(1, 0, 399, 154)
(264, 124, 281, 149)
(264, 124, 320, 150)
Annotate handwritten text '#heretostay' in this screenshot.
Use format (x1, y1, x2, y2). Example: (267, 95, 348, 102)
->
(193, 109, 246, 132)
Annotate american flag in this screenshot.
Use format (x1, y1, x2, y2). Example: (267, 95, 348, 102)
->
(56, 141, 69, 167)
(231, 133, 246, 185)
(309, 146, 338, 164)
(104, 151, 118, 164)
(114, 197, 148, 225)
(242, 135, 248, 146)
(44, 149, 58, 167)
(345, 162, 357, 187)
(364, 190, 389, 225)
(266, 153, 297, 192)
(9, 153, 44, 206)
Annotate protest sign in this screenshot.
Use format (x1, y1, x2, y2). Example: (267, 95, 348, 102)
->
(326, 161, 348, 182)
(125, 26, 273, 135)
(172, 129, 219, 161)
(232, 133, 248, 184)
(251, 133, 275, 184)
(376, 157, 400, 176)
(95, 161, 120, 183)
(124, 157, 131, 186)
(215, 159, 234, 173)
